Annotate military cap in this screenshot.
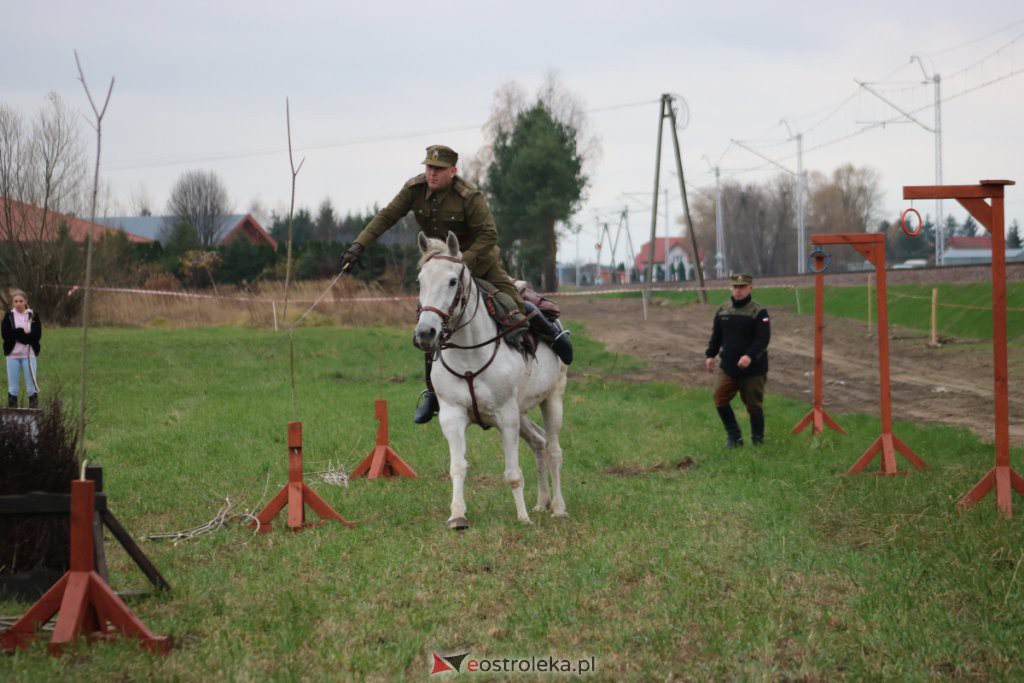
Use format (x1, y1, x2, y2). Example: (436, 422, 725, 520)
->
(730, 273, 753, 286)
(422, 145, 458, 168)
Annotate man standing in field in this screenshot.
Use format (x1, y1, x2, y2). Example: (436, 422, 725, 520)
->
(704, 273, 771, 447)
(341, 144, 571, 425)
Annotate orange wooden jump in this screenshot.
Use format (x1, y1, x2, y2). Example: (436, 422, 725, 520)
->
(352, 400, 417, 479)
(905, 180, 1022, 516)
(0, 480, 170, 655)
(251, 422, 356, 532)
(792, 251, 846, 436)
(809, 234, 926, 475)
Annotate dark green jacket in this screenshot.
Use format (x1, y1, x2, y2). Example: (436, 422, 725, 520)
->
(355, 175, 499, 273)
(705, 295, 770, 377)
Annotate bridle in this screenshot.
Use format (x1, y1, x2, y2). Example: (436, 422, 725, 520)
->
(416, 252, 508, 427)
(417, 254, 473, 341)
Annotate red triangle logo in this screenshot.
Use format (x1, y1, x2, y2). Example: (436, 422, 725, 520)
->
(431, 652, 455, 674)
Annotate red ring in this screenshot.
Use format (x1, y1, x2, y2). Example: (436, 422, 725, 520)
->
(900, 208, 923, 237)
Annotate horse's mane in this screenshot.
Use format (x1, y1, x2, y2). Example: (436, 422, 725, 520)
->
(417, 236, 458, 268)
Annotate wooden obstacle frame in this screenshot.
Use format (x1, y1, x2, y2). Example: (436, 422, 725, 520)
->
(802, 233, 927, 476)
(0, 479, 170, 655)
(352, 400, 417, 479)
(904, 179, 1022, 516)
(0, 465, 169, 599)
(250, 421, 356, 532)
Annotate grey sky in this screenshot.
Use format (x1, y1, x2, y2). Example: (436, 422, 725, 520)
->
(3, 1, 1022, 266)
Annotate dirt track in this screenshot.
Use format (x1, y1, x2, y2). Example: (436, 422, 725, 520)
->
(561, 283, 1024, 445)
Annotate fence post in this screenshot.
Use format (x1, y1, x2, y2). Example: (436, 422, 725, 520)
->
(929, 287, 939, 347)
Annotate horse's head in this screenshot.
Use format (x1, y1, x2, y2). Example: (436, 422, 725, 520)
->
(414, 231, 467, 352)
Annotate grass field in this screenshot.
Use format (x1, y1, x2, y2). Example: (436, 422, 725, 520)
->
(2, 324, 1023, 680)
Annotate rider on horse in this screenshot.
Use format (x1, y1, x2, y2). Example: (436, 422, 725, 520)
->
(342, 144, 573, 424)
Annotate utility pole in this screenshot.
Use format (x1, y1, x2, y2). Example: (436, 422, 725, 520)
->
(858, 56, 944, 264)
(645, 93, 706, 306)
(702, 155, 727, 278)
(714, 164, 726, 278)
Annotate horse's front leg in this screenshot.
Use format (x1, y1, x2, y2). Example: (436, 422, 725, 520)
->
(439, 403, 471, 530)
(497, 404, 531, 524)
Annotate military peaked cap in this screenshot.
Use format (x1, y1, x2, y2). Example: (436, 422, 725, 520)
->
(730, 273, 753, 286)
(422, 145, 458, 168)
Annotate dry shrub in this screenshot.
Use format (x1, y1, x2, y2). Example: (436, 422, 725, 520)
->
(86, 278, 417, 329)
(0, 394, 80, 576)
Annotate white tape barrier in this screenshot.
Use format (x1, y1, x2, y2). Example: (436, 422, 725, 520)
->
(60, 282, 747, 305)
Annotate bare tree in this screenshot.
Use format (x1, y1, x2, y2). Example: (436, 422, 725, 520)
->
(0, 95, 89, 321)
(31, 92, 86, 219)
(463, 71, 601, 186)
(129, 181, 154, 216)
(164, 169, 232, 247)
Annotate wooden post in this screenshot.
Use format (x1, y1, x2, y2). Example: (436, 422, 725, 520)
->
(250, 422, 356, 532)
(352, 400, 417, 479)
(792, 253, 845, 436)
(929, 287, 939, 348)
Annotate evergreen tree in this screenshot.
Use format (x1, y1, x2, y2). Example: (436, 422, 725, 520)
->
(269, 208, 314, 247)
(486, 102, 587, 290)
(1007, 219, 1022, 249)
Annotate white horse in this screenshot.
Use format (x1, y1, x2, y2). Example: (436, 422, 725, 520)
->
(414, 232, 569, 530)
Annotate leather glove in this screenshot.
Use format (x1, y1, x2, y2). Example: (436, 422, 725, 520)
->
(341, 243, 364, 271)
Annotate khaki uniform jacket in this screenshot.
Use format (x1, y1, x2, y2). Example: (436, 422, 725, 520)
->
(354, 175, 500, 275)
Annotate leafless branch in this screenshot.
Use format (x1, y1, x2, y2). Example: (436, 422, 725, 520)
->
(283, 98, 305, 421)
(73, 50, 114, 454)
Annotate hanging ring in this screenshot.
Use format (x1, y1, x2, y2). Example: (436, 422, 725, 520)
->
(807, 248, 831, 274)
(900, 207, 923, 237)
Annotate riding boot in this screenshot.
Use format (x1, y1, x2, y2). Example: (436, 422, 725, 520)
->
(28, 394, 39, 409)
(716, 405, 744, 448)
(7, 393, 17, 408)
(413, 355, 440, 424)
(750, 410, 764, 446)
(524, 302, 573, 365)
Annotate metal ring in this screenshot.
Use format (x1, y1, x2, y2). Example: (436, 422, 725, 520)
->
(900, 208, 923, 237)
(807, 248, 831, 274)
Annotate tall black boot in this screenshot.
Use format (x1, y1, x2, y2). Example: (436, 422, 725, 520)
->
(716, 405, 743, 448)
(28, 394, 39, 409)
(750, 410, 764, 445)
(413, 355, 439, 424)
(7, 393, 17, 408)
(524, 302, 573, 365)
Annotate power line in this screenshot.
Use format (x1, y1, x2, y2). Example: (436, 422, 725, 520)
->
(925, 18, 1024, 57)
(108, 99, 657, 172)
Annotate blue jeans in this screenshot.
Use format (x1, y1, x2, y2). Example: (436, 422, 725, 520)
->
(7, 357, 38, 396)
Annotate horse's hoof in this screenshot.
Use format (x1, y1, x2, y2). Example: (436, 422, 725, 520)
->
(552, 510, 569, 518)
(518, 516, 533, 525)
(532, 503, 549, 512)
(447, 517, 470, 531)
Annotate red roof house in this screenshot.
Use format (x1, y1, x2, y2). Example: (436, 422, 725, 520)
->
(0, 198, 152, 243)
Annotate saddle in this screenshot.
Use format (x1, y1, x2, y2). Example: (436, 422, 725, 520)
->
(475, 278, 573, 364)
